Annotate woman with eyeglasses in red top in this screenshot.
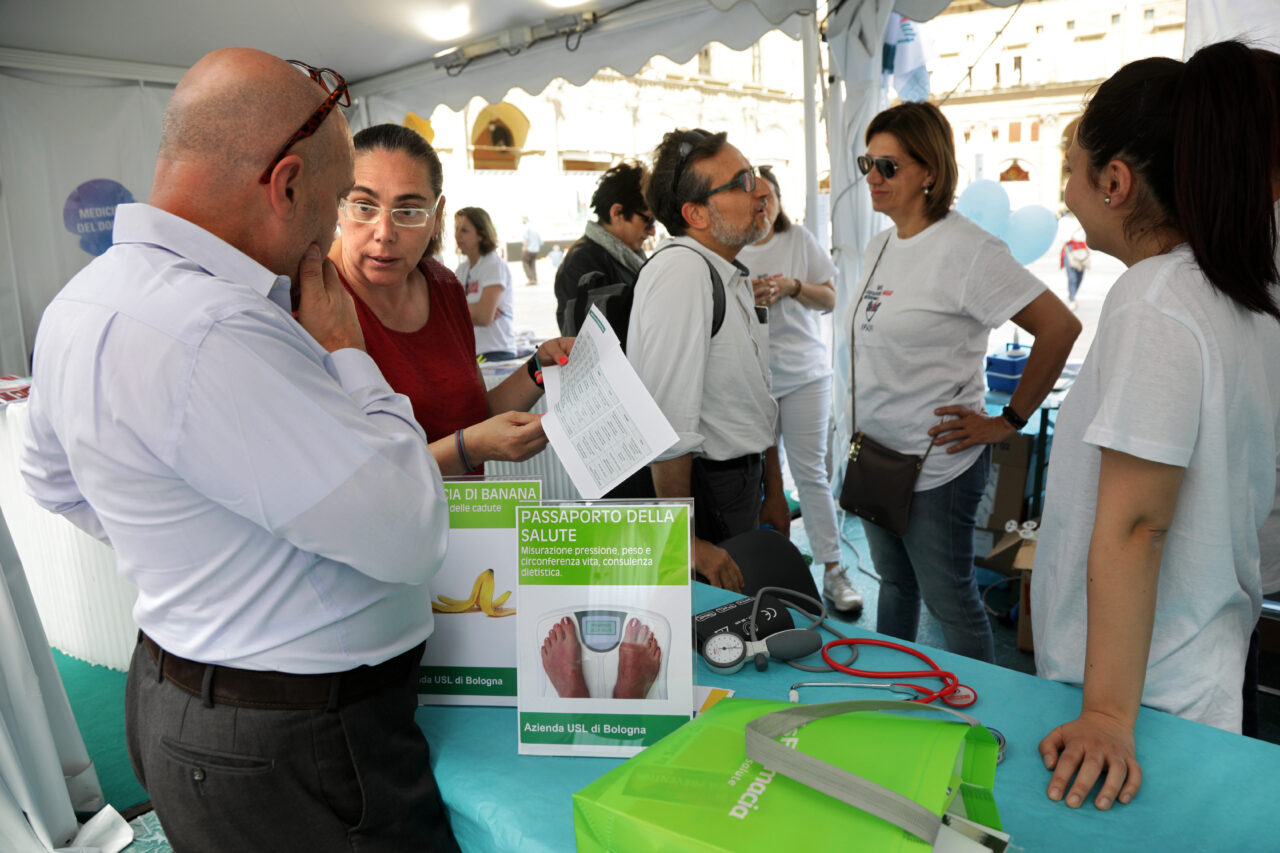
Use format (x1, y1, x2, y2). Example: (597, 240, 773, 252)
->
(328, 123, 572, 474)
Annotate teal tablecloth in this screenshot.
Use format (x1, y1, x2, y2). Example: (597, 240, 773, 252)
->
(417, 583, 1280, 851)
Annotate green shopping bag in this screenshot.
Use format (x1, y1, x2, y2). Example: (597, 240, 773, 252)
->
(573, 698, 1007, 852)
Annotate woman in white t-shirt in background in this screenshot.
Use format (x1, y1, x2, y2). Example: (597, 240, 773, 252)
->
(852, 101, 1079, 663)
(738, 167, 862, 618)
(455, 206, 517, 360)
(1032, 42, 1280, 812)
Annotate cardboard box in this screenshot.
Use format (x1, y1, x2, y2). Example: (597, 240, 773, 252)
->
(975, 431, 1054, 533)
(974, 523, 1038, 652)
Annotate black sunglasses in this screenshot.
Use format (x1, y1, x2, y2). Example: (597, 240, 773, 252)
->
(857, 155, 904, 180)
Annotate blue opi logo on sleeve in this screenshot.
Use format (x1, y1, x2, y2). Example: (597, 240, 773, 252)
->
(63, 179, 135, 256)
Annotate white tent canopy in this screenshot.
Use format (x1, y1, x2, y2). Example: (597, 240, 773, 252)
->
(0, 0, 815, 377)
(0, 0, 1263, 847)
(0, 0, 1256, 377)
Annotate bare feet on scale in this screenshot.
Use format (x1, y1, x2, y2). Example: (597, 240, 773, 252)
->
(541, 616, 589, 698)
(613, 618, 662, 699)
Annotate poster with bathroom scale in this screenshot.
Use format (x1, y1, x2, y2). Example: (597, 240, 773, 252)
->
(516, 501, 693, 757)
(418, 477, 541, 706)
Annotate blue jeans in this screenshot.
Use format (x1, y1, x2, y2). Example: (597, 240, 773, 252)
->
(862, 447, 995, 663)
(1066, 265, 1084, 302)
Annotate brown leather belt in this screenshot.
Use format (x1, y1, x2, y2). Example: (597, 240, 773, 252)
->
(140, 632, 424, 711)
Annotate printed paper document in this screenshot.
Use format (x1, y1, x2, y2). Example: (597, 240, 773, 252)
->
(541, 307, 677, 499)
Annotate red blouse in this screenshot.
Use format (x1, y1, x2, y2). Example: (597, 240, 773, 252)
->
(342, 259, 491, 451)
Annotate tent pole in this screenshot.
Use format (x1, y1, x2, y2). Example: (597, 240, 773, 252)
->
(801, 13, 820, 234)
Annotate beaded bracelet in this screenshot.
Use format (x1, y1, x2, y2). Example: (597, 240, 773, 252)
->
(455, 428, 478, 473)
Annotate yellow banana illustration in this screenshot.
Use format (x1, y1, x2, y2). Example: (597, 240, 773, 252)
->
(431, 568, 516, 617)
(431, 569, 490, 613)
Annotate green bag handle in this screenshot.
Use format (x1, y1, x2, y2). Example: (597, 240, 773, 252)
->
(744, 700, 980, 846)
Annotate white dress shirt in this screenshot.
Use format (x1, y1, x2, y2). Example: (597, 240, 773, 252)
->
(20, 204, 449, 672)
(627, 236, 777, 461)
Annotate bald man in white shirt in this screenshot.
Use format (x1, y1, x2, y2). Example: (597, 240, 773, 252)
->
(20, 49, 458, 851)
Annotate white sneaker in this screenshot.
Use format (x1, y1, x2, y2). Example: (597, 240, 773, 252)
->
(823, 567, 863, 618)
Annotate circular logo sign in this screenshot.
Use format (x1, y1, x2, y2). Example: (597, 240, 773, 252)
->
(63, 179, 135, 256)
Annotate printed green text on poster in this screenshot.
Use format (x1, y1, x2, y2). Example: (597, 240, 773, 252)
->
(517, 504, 690, 586)
(446, 481, 541, 529)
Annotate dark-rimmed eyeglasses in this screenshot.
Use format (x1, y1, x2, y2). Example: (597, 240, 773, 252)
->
(258, 60, 351, 185)
(857, 155, 905, 180)
(696, 166, 758, 201)
(634, 210, 655, 227)
(339, 195, 442, 228)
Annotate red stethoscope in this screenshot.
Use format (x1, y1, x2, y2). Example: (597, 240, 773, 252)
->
(820, 637, 978, 708)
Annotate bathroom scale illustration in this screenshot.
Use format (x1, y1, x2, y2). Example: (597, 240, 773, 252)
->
(535, 606, 671, 700)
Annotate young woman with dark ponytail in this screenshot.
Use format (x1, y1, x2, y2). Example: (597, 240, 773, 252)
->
(1033, 41, 1280, 811)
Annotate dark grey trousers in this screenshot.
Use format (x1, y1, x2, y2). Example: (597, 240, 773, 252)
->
(125, 640, 459, 852)
(691, 455, 765, 544)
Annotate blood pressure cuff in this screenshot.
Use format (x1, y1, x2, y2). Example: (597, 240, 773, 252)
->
(692, 594, 792, 651)
(573, 698, 1007, 852)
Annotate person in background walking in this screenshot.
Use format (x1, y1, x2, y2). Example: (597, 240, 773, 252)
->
(522, 216, 542, 285)
(1060, 231, 1090, 310)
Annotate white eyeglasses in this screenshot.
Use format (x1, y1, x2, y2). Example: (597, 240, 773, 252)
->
(339, 195, 441, 228)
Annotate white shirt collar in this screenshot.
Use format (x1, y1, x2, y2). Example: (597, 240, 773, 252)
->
(112, 203, 293, 311)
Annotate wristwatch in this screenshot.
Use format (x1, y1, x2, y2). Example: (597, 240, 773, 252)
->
(1001, 405, 1028, 431)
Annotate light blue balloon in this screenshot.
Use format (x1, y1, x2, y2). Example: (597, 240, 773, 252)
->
(956, 180, 1010, 239)
(1004, 205, 1059, 265)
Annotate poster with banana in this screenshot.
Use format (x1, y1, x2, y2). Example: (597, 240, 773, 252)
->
(418, 478, 541, 706)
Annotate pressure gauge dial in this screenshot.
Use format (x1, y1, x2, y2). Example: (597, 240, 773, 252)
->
(702, 631, 747, 674)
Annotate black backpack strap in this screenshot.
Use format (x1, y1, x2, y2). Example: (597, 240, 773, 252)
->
(701, 253, 726, 339)
(567, 269, 612, 336)
(644, 243, 728, 338)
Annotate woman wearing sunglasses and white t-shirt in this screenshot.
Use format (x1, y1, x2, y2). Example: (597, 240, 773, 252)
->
(849, 101, 1079, 663)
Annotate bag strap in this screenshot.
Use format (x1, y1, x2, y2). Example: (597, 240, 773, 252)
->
(850, 238, 888, 435)
(645, 244, 727, 337)
(849, 237, 944, 463)
(744, 699, 979, 846)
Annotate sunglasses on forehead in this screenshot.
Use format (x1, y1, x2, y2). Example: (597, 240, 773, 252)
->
(857, 155, 905, 180)
(258, 60, 350, 185)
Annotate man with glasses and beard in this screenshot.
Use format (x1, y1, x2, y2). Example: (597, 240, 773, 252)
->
(20, 49, 459, 850)
(626, 128, 791, 593)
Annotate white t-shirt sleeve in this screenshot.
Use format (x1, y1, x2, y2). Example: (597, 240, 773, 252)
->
(473, 253, 504, 289)
(959, 235, 1046, 328)
(1083, 301, 1202, 467)
(798, 227, 837, 285)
